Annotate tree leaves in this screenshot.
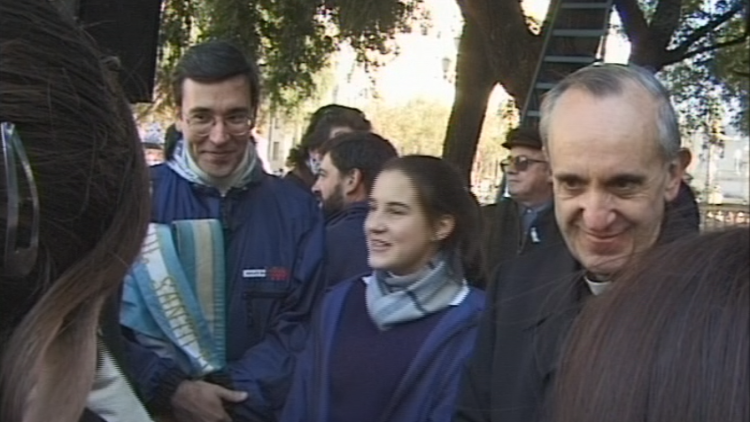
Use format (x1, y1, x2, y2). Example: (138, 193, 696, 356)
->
(150, 0, 423, 113)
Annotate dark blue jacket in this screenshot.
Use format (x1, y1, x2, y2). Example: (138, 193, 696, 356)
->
(324, 201, 370, 286)
(280, 277, 485, 422)
(123, 163, 325, 421)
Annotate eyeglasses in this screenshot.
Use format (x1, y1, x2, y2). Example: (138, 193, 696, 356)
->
(500, 155, 547, 173)
(184, 112, 252, 137)
(1, 122, 40, 278)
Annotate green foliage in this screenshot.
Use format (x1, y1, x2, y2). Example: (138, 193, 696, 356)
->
(659, 11, 749, 136)
(366, 96, 510, 185)
(367, 98, 447, 156)
(714, 23, 749, 134)
(151, 0, 423, 112)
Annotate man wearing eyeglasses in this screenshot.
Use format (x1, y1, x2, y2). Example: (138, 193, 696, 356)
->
(482, 126, 561, 271)
(121, 41, 325, 422)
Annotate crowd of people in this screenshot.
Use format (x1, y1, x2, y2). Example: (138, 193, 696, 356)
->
(1, 1, 747, 422)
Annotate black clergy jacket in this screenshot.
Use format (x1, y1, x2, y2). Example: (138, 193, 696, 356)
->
(455, 186, 700, 422)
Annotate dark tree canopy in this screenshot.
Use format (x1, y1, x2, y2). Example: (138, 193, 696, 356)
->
(155, 0, 423, 110)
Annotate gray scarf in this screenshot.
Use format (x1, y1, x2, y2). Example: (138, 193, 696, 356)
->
(167, 138, 263, 194)
(365, 255, 467, 331)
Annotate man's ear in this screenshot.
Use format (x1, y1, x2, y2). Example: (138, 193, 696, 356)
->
(343, 168, 363, 195)
(678, 148, 692, 172)
(432, 215, 455, 242)
(664, 156, 685, 202)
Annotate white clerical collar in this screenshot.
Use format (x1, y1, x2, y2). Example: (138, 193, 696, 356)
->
(584, 274, 612, 296)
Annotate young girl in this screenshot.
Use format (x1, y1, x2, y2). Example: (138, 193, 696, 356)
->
(281, 155, 486, 422)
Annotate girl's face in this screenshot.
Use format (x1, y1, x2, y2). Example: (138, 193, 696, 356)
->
(365, 170, 452, 276)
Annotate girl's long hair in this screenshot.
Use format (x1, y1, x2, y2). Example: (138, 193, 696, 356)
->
(0, 1, 151, 420)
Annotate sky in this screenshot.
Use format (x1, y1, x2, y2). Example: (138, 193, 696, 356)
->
(333, 0, 631, 107)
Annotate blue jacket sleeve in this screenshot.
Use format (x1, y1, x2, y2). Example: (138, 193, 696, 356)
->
(277, 288, 328, 422)
(453, 272, 501, 422)
(121, 327, 189, 413)
(228, 203, 326, 421)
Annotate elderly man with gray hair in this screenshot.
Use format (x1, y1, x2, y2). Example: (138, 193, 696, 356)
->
(454, 64, 698, 422)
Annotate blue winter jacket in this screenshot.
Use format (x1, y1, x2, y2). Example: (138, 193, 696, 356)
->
(123, 162, 325, 421)
(280, 277, 485, 422)
(323, 201, 370, 286)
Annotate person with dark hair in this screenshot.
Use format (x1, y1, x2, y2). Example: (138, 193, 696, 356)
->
(163, 123, 182, 160)
(553, 227, 749, 422)
(312, 131, 399, 284)
(482, 125, 561, 272)
(456, 64, 697, 422)
(143, 142, 164, 165)
(284, 104, 372, 190)
(0, 1, 152, 421)
(281, 155, 486, 422)
(120, 40, 325, 422)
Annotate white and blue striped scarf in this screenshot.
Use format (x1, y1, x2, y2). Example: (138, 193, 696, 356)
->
(365, 254, 468, 331)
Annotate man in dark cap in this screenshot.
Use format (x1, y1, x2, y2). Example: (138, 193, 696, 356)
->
(482, 125, 562, 271)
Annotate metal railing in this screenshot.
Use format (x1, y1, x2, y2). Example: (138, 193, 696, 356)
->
(700, 203, 750, 231)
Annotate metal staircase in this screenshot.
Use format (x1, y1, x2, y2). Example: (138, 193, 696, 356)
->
(520, 0, 615, 127)
(494, 0, 614, 202)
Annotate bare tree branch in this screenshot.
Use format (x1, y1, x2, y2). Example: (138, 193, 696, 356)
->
(662, 34, 749, 66)
(649, 0, 684, 51)
(613, 0, 649, 43)
(671, 2, 745, 56)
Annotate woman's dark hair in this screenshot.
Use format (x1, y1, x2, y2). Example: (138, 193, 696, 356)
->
(164, 122, 182, 160)
(0, 1, 151, 420)
(171, 40, 261, 124)
(286, 104, 372, 168)
(380, 155, 486, 286)
(553, 227, 749, 422)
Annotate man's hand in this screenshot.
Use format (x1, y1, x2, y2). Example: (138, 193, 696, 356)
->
(170, 380, 248, 422)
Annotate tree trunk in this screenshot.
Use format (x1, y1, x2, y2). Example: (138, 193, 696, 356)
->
(442, 18, 497, 185)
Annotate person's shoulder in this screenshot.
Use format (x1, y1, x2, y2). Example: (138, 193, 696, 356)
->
(493, 242, 577, 295)
(327, 205, 368, 232)
(251, 174, 319, 213)
(463, 287, 487, 310)
(259, 173, 315, 199)
(323, 274, 367, 302)
(149, 162, 172, 179)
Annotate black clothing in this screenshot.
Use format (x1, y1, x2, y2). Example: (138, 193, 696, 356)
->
(455, 243, 584, 422)
(481, 198, 564, 275)
(457, 191, 700, 422)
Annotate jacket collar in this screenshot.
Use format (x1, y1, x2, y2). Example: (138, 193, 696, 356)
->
(326, 200, 369, 225)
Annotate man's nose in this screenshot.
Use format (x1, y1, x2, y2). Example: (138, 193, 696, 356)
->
(580, 191, 616, 232)
(311, 181, 322, 195)
(208, 120, 231, 145)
